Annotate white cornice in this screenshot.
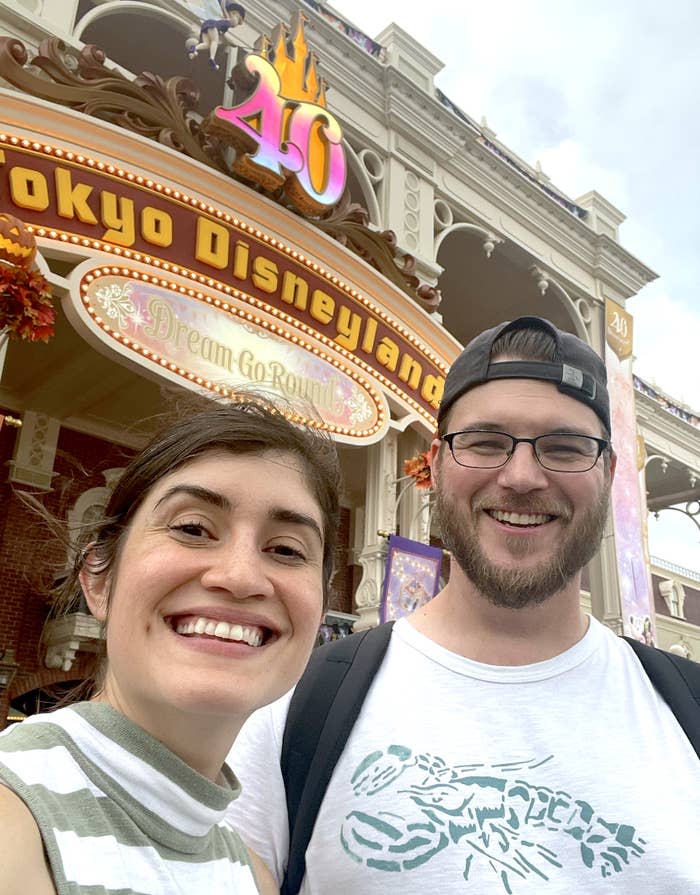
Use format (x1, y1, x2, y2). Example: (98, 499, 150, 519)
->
(375, 22, 444, 77)
(577, 190, 626, 226)
(636, 392, 700, 473)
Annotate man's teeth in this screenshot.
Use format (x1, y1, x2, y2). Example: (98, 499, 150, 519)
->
(175, 617, 264, 647)
(489, 510, 553, 526)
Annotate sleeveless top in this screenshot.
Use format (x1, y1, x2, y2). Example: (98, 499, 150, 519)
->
(0, 702, 260, 894)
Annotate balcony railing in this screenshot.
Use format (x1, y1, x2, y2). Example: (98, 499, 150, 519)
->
(650, 555, 700, 583)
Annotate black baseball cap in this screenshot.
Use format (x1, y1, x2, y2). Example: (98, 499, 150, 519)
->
(438, 316, 610, 432)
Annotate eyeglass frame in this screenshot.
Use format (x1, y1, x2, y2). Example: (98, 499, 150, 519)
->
(441, 429, 611, 473)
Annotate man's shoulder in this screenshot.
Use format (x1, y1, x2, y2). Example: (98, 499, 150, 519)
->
(311, 621, 396, 662)
(620, 635, 700, 689)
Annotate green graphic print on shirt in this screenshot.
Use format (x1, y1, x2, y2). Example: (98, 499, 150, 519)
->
(340, 747, 646, 893)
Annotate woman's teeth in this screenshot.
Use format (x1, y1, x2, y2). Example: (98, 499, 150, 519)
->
(174, 617, 264, 647)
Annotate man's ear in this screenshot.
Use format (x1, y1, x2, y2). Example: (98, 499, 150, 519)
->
(429, 437, 442, 479)
(78, 546, 110, 623)
(608, 449, 618, 484)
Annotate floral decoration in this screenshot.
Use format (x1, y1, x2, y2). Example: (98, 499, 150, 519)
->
(0, 262, 56, 343)
(403, 450, 432, 489)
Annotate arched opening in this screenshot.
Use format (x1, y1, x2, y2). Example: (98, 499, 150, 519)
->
(435, 225, 583, 346)
(10, 681, 83, 720)
(76, 2, 228, 114)
(343, 143, 382, 226)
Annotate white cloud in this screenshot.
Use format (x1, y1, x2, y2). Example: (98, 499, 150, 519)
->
(533, 138, 629, 209)
(631, 285, 700, 411)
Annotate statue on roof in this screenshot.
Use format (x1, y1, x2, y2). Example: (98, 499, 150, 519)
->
(186, 1, 246, 70)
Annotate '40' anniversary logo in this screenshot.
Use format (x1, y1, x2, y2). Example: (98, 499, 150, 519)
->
(206, 12, 346, 217)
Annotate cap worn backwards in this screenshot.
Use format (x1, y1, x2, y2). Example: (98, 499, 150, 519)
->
(438, 316, 610, 432)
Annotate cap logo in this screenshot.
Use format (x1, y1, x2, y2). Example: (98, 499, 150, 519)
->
(561, 363, 595, 399)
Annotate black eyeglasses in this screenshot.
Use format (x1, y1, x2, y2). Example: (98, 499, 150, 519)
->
(442, 429, 610, 473)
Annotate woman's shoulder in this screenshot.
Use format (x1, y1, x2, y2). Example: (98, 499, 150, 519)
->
(0, 784, 57, 894)
(0, 707, 82, 767)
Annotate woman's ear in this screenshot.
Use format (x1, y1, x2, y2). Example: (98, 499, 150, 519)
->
(78, 546, 110, 623)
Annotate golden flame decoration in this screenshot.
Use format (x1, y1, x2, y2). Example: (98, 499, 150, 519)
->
(255, 11, 327, 108)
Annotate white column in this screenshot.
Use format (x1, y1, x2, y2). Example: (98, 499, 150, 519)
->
(383, 156, 436, 263)
(353, 429, 398, 630)
(397, 429, 432, 543)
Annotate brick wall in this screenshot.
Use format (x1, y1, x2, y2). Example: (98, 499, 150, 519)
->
(0, 412, 133, 728)
(328, 505, 355, 615)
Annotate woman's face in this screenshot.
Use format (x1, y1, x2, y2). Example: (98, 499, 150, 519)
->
(81, 450, 325, 733)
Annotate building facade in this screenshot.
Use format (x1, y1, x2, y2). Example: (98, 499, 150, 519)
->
(0, 0, 698, 726)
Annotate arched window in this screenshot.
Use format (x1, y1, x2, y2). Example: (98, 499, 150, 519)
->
(658, 578, 686, 619)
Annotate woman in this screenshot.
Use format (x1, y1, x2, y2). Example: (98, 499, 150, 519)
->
(0, 397, 340, 894)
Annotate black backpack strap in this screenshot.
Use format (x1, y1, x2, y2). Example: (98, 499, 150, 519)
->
(622, 636, 700, 759)
(280, 621, 395, 895)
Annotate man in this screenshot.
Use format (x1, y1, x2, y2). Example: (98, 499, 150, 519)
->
(227, 316, 700, 893)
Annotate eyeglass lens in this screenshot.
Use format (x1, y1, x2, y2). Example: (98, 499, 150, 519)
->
(449, 431, 601, 471)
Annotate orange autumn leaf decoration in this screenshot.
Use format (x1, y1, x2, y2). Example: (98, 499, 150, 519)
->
(0, 263, 56, 343)
(404, 450, 432, 489)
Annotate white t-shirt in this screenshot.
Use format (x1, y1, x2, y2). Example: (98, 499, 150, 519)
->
(227, 617, 700, 893)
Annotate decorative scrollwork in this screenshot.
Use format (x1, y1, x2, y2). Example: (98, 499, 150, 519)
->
(0, 37, 226, 172)
(317, 192, 442, 312)
(0, 36, 440, 312)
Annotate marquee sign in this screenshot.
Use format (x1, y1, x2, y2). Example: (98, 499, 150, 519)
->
(0, 133, 447, 432)
(72, 267, 387, 441)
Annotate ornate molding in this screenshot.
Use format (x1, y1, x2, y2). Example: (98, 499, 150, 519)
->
(0, 37, 225, 171)
(315, 193, 441, 312)
(0, 35, 438, 313)
(43, 612, 102, 673)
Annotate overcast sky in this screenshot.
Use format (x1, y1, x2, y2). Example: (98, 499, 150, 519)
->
(330, 0, 700, 570)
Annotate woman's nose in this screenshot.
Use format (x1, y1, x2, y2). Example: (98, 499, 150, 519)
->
(199, 545, 274, 599)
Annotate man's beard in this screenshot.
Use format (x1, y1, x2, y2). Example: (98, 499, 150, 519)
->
(432, 482, 610, 609)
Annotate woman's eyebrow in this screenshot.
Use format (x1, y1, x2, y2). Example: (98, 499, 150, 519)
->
(153, 488, 322, 542)
(270, 508, 323, 544)
(154, 484, 231, 512)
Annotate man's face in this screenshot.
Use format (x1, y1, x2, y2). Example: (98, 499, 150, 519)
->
(431, 378, 615, 608)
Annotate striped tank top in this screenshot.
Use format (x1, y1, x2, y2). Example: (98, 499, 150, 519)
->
(0, 702, 260, 894)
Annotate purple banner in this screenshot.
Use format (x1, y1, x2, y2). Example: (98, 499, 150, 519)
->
(380, 535, 443, 623)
